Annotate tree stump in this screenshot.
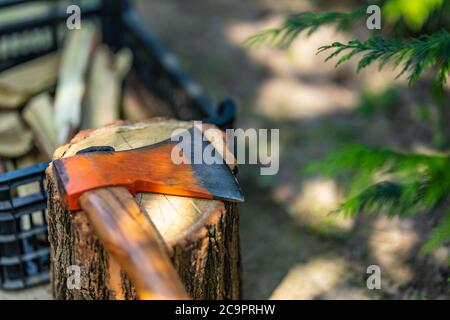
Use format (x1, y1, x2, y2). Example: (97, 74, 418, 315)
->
(46, 118, 241, 299)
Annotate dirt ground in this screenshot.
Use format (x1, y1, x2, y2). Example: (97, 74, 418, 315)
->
(1, 0, 448, 300)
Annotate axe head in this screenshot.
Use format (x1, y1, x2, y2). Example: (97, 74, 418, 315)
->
(53, 127, 244, 211)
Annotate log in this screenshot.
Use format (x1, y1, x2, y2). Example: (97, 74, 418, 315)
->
(46, 119, 241, 300)
(0, 111, 33, 158)
(22, 93, 57, 159)
(81, 46, 132, 130)
(53, 23, 99, 145)
(0, 52, 59, 110)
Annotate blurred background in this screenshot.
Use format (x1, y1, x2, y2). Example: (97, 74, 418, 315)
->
(0, 0, 449, 299)
(133, 0, 449, 299)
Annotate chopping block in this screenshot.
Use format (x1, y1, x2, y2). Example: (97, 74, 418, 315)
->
(46, 118, 241, 300)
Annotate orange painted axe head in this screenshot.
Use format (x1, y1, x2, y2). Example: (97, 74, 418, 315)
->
(53, 127, 244, 211)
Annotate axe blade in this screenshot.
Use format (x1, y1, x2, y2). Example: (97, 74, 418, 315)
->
(182, 126, 244, 203)
(53, 127, 244, 211)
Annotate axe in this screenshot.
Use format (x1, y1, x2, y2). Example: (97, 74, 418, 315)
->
(52, 127, 243, 300)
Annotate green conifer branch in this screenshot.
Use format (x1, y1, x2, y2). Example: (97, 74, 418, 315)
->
(318, 29, 450, 86)
(308, 144, 450, 248)
(243, 7, 367, 48)
(421, 211, 450, 252)
(246, 2, 450, 251)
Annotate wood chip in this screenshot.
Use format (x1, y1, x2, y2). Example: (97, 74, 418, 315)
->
(22, 92, 57, 159)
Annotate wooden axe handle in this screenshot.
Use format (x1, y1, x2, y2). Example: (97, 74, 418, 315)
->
(79, 186, 189, 300)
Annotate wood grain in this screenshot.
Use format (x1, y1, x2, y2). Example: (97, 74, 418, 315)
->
(80, 187, 189, 300)
(0, 53, 59, 109)
(22, 93, 57, 159)
(81, 46, 132, 130)
(0, 111, 33, 158)
(53, 23, 99, 144)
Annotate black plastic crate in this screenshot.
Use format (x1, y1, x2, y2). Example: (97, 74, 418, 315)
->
(0, 0, 235, 290)
(0, 161, 50, 290)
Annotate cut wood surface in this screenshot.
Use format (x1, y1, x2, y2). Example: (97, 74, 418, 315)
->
(81, 46, 132, 130)
(47, 119, 241, 299)
(0, 53, 59, 109)
(80, 187, 189, 300)
(0, 111, 33, 158)
(54, 23, 99, 145)
(22, 93, 57, 159)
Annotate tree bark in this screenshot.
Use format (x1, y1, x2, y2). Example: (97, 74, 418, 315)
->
(46, 118, 241, 300)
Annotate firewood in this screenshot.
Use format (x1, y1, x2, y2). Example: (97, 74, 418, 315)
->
(46, 119, 241, 300)
(22, 93, 57, 159)
(0, 111, 33, 158)
(53, 23, 99, 145)
(81, 46, 132, 130)
(0, 53, 59, 109)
